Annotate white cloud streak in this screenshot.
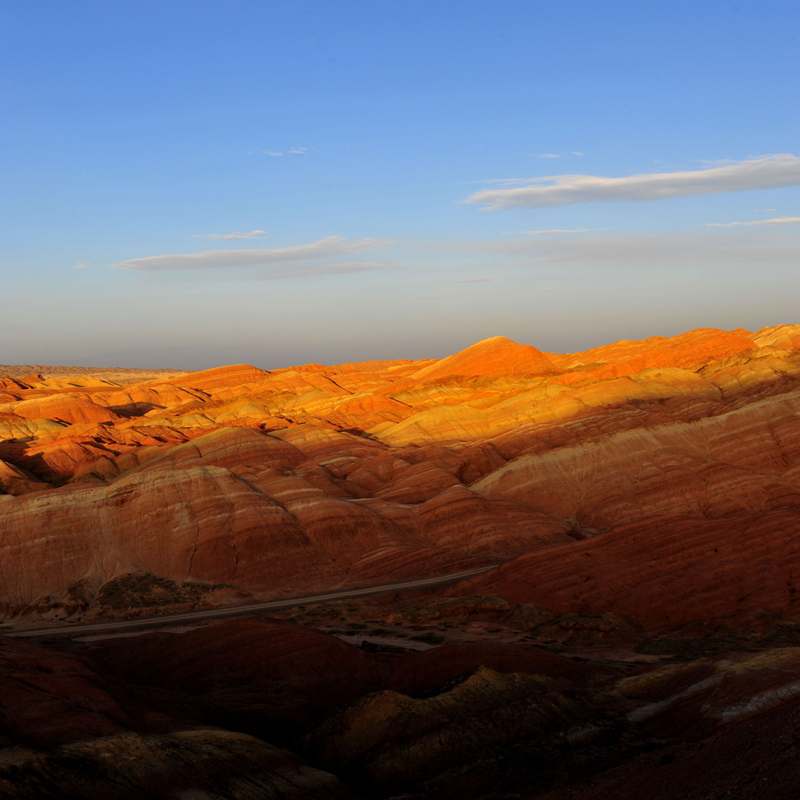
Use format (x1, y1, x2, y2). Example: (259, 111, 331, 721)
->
(73, 261, 89, 269)
(706, 216, 800, 228)
(477, 177, 541, 187)
(192, 229, 267, 240)
(537, 153, 560, 159)
(111, 236, 393, 272)
(518, 228, 597, 236)
(466, 154, 800, 210)
(254, 261, 392, 280)
(262, 147, 306, 157)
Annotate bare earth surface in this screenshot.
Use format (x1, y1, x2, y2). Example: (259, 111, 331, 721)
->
(4, 323, 800, 797)
(0, 364, 191, 383)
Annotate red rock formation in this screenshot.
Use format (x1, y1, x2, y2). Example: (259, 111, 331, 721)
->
(0, 376, 30, 391)
(0, 459, 49, 495)
(6, 394, 120, 424)
(0, 632, 355, 798)
(752, 323, 800, 351)
(0, 731, 356, 800)
(84, 616, 609, 753)
(0, 635, 132, 748)
(387, 641, 607, 693)
(0, 460, 345, 613)
(455, 509, 800, 631)
(413, 335, 556, 381)
(160, 363, 271, 391)
(87, 617, 386, 743)
(2, 323, 800, 635)
(302, 664, 586, 790)
(547, 327, 757, 375)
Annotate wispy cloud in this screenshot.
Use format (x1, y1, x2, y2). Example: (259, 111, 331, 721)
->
(262, 147, 306, 157)
(451, 277, 496, 284)
(706, 216, 800, 228)
(534, 152, 584, 159)
(477, 177, 538, 187)
(517, 228, 597, 236)
(111, 236, 393, 272)
(466, 154, 800, 210)
(192, 229, 267, 240)
(73, 261, 89, 269)
(254, 261, 391, 280)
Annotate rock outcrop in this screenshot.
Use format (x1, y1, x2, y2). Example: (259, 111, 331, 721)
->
(5, 324, 800, 797)
(0, 732, 355, 800)
(412, 335, 556, 380)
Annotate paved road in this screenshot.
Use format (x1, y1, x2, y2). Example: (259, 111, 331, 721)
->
(5, 564, 499, 639)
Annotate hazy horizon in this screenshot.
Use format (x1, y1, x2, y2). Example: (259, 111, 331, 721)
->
(0, 319, 788, 373)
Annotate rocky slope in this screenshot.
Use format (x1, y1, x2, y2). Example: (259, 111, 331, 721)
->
(2, 325, 800, 625)
(4, 324, 800, 796)
(6, 617, 800, 798)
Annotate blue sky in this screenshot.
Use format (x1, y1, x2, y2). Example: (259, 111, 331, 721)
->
(2, 1, 798, 368)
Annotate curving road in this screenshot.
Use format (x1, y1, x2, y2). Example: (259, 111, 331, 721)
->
(6, 564, 499, 639)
